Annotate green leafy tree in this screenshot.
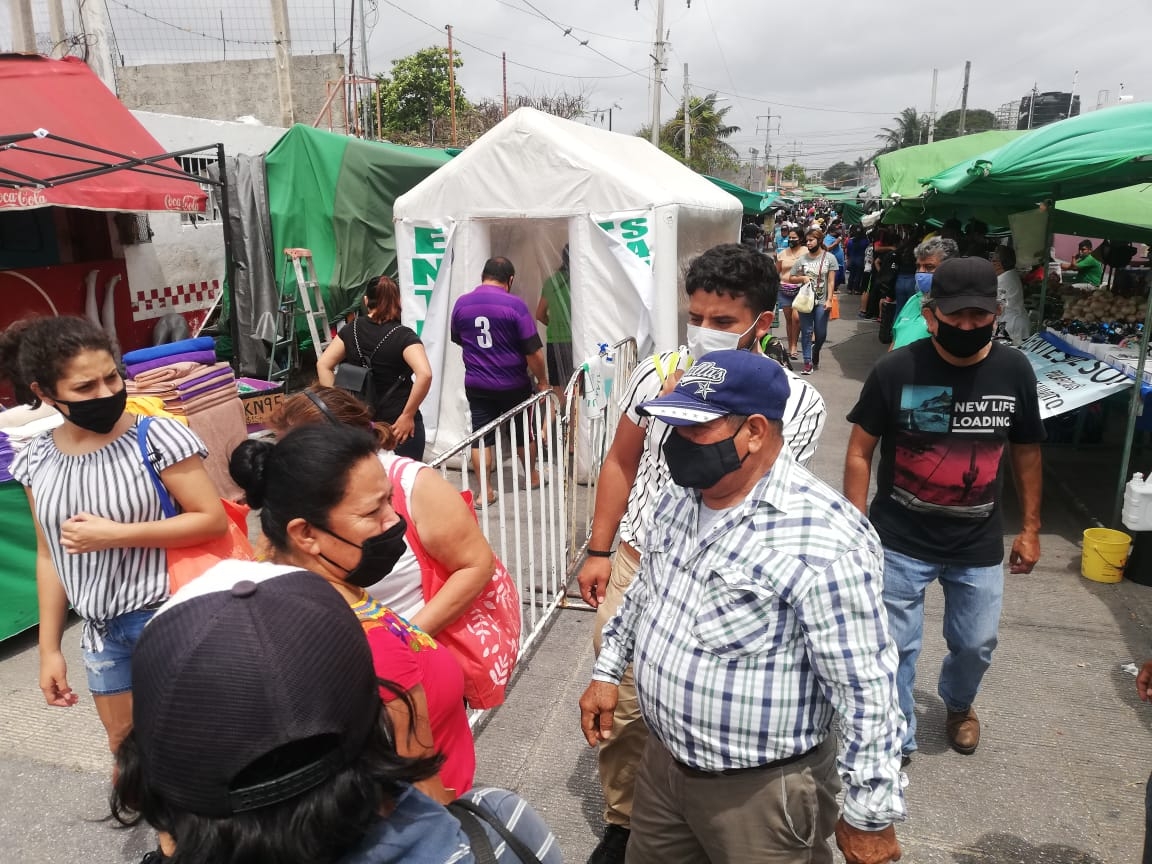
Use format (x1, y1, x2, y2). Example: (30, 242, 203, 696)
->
(873, 107, 929, 157)
(636, 93, 740, 174)
(932, 108, 997, 140)
(373, 46, 469, 144)
(822, 161, 857, 186)
(780, 162, 807, 184)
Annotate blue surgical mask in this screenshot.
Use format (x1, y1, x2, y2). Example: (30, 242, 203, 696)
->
(915, 272, 934, 294)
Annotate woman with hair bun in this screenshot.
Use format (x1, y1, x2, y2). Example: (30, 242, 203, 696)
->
(0, 316, 226, 756)
(269, 386, 495, 638)
(229, 424, 475, 802)
(316, 275, 433, 460)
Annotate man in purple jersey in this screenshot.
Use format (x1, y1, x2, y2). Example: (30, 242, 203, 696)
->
(451, 257, 550, 501)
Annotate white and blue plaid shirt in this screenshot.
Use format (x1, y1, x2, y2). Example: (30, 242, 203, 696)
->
(594, 448, 907, 830)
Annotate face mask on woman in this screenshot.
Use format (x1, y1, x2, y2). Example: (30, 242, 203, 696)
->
(319, 516, 408, 589)
(788, 238, 800, 248)
(53, 387, 128, 435)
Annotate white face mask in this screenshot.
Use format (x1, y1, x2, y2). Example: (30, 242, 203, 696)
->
(686, 320, 757, 360)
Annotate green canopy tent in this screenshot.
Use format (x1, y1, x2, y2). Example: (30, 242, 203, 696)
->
(705, 175, 780, 215)
(874, 131, 1022, 225)
(923, 102, 1152, 205)
(264, 125, 455, 332)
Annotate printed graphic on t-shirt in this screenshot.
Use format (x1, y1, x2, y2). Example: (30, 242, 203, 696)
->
(890, 386, 1015, 518)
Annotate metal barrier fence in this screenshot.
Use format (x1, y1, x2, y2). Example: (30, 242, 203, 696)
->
(429, 338, 638, 664)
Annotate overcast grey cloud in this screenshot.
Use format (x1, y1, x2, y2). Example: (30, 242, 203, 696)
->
(5, 0, 1150, 176)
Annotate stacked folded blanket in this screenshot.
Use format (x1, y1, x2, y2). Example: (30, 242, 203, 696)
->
(123, 338, 245, 499)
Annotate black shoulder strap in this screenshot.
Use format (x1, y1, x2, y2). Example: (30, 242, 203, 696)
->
(447, 802, 498, 864)
(449, 798, 544, 864)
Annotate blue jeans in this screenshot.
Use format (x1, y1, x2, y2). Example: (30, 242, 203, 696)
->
(797, 304, 830, 365)
(881, 547, 1004, 754)
(82, 608, 157, 695)
(894, 273, 917, 311)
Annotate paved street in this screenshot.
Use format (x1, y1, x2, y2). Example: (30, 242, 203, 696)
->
(2, 294, 1151, 862)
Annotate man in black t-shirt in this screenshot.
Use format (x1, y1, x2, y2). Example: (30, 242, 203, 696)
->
(844, 257, 1045, 763)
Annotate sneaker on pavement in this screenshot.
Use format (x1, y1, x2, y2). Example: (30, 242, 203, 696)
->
(587, 825, 630, 864)
(946, 707, 980, 754)
(801, 362, 813, 375)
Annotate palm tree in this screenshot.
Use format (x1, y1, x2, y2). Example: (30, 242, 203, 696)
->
(639, 93, 741, 174)
(873, 107, 929, 157)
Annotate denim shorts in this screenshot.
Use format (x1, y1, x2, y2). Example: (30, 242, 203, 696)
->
(82, 607, 157, 695)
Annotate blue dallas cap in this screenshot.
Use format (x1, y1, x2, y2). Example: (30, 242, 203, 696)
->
(637, 349, 790, 426)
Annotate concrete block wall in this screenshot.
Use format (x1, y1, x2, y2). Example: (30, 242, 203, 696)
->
(117, 54, 347, 129)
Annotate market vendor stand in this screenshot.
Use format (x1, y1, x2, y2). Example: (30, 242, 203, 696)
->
(921, 102, 1152, 528)
(0, 54, 231, 641)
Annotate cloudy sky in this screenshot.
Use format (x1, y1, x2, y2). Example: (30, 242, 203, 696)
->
(7, 0, 1151, 178)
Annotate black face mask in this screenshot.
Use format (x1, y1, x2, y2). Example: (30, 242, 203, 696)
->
(932, 315, 994, 359)
(788, 239, 800, 248)
(53, 386, 127, 434)
(662, 421, 748, 490)
(320, 516, 408, 589)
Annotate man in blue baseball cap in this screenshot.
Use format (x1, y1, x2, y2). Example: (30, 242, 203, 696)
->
(579, 350, 907, 864)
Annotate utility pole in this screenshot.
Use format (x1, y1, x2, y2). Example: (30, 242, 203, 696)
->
(1068, 69, 1079, 118)
(747, 148, 758, 188)
(502, 52, 508, 117)
(80, 0, 118, 93)
(756, 110, 777, 190)
(270, 0, 295, 127)
(958, 59, 972, 135)
(1027, 82, 1037, 129)
(47, 0, 68, 57)
(446, 25, 458, 146)
(359, 0, 370, 136)
(927, 68, 938, 143)
(683, 62, 691, 161)
(649, 0, 666, 147)
(9, 0, 35, 53)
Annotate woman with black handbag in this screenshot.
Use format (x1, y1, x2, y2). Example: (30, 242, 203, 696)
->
(317, 276, 432, 460)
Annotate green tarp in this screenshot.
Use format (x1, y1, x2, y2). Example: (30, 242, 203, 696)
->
(924, 102, 1152, 205)
(0, 480, 39, 641)
(1051, 183, 1152, 244)
(704, 175, 779, 215)
(876, 131, 1022, 201)
(265, 125, 454, 325)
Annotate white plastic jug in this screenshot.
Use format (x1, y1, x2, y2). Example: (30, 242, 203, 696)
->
(1122, 473, 1152, 531)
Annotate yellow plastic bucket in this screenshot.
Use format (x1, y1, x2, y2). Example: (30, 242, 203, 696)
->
(1081, 528, 1132, 583)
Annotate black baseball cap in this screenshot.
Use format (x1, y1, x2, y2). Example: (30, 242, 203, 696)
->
(131, 566, 380, 817)
(929, 256, 999, 315)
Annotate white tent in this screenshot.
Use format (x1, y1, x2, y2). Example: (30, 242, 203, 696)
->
(393, 107, 742, 450)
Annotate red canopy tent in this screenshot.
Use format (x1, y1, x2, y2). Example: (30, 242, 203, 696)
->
(0, 54, 207, 212)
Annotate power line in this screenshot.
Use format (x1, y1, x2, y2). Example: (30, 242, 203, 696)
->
(695, 83, 901, 116)
(378, 0, 646, 80)
(106, 0, 276, 46)
(510, 0, 649, 80)
(490, 0, 651, 44)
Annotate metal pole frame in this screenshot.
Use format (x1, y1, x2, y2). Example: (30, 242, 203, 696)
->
(1113, 286, 1152, 527)
(214, 142, 241, 375)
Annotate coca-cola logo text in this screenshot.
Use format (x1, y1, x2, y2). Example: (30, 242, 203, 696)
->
(164, 193, 203, 212)
(0, 188, 49, 208)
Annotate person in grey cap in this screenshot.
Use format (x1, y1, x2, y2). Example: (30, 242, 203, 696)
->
(845, 255, 1045, 764)
(110, 565, 560, 864)
(579, 350, 906, 864)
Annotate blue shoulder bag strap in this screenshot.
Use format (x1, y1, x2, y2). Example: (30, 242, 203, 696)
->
(136, 417, 178, 518)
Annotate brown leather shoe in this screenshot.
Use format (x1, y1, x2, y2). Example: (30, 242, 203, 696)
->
(946, 707, 980, 754)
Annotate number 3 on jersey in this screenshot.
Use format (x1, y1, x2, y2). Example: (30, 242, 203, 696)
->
(474, 316, 493, 349)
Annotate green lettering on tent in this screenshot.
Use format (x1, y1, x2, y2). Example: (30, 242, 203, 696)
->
(596, 220, 616, 232)
(412, 257, 441, 286)
(626, 239, 651, 259)
(619, 217, 648, 239)
(414, 226, 446, 254)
